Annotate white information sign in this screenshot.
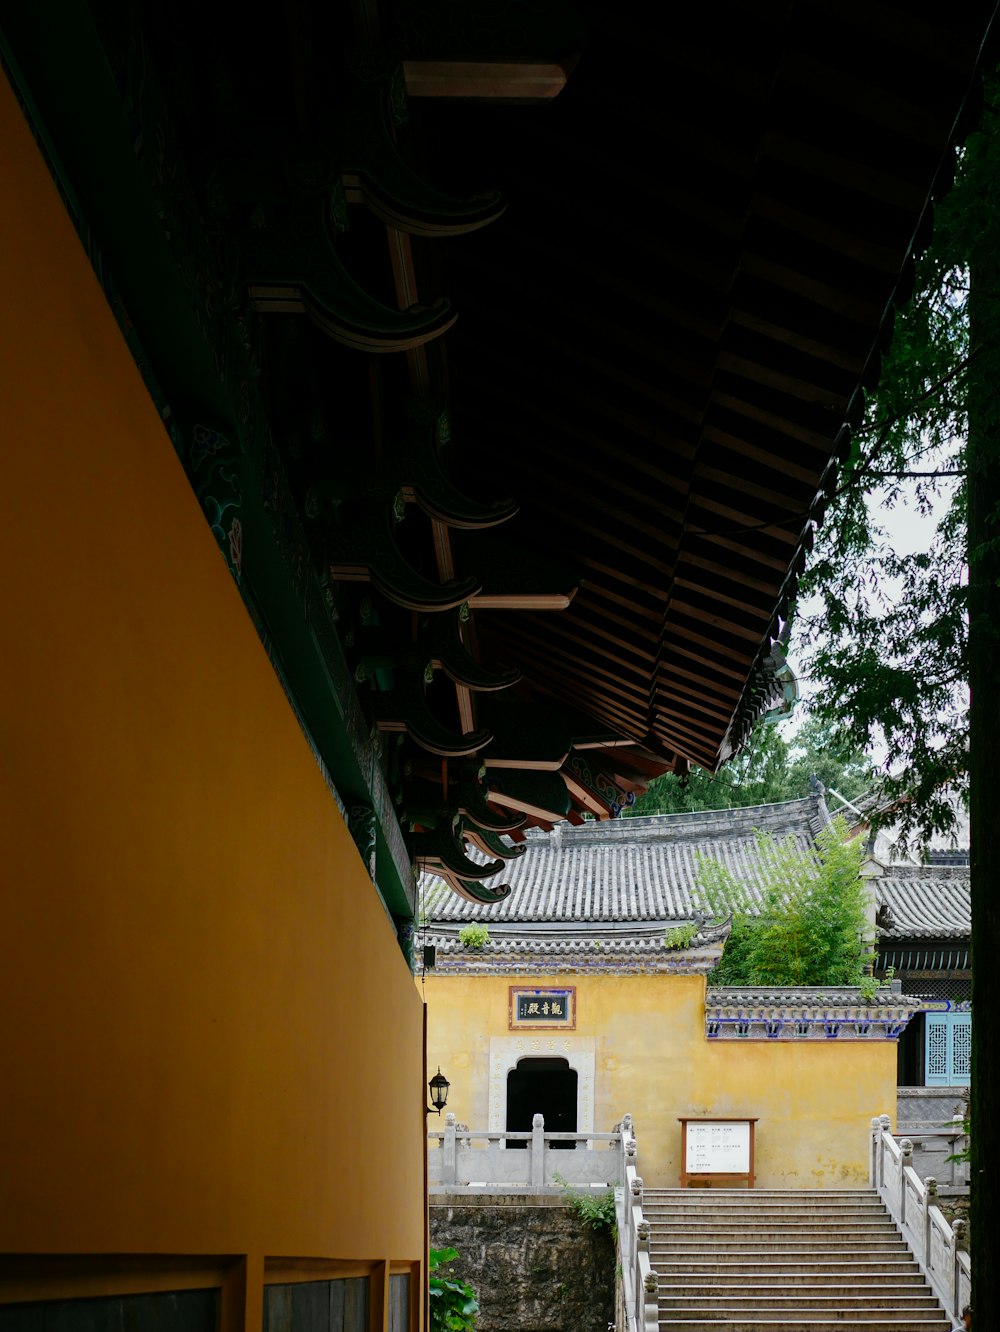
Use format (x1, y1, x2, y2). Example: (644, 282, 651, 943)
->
(684, 1120, 751, 1174)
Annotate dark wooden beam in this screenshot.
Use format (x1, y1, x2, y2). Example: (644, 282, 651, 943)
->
(403, 59, 575, 101)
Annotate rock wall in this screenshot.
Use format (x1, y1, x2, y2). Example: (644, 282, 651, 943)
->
(430, 1196, 615, 1332)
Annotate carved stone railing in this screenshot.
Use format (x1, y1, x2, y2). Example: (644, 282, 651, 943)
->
(614, 1115, 658, 1332)
(428, 1111, 624, 1192)
(893, 1119, 970, 1192)
(871, 1114, 971, 1322)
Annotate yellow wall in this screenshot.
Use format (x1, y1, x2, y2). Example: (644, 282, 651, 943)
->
(0, 69, 425, 1321)
(425, 972, 897, 1189)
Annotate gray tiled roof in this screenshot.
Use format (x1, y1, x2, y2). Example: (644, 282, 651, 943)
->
(877, 866, 971, 940)
(419, 918, 731, 975)
(421, 795, 829, 922)
(706, 984, 913, 1010)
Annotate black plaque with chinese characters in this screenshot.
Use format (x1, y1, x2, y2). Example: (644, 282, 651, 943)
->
(509, 986, 575, 1030)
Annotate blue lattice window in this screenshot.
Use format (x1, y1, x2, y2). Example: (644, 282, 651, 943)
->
(925, 1012, 972, 1086)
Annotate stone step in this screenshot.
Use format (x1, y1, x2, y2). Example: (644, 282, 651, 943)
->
(644, 1209, 894, 1220)
(658, 1321, 949, 1332)
(644, 1208, 893, 1221)
(647, 1187, 947, 1332)
(652, 1213, 899, 1220)
(649, 1220, 900, 1225)
(652, 1226, 905, 1239)
(653, 1232, 904, 1241)
(663, 1294, 941, 1311)
(646, 1197, 884, 1204)
(651, 1235, 906, 1248)
(645, 1201, 893, 1212)
(657, 1252, 921, 1273)
(652, 1233, 904, 1245)
(644, 1198, 878, 1209)
(658, 1282, 929, 1295)
(660, 1273, 929, 1286)
(659, 1312, 945, 1326)
(648, 1221, 902, 1233)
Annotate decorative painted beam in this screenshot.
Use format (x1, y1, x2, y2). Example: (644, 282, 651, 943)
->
(481, 702, 572, 771)
(461, 540, 580, 610)
(486, 770, 572, 822)
(328, 491, 481, 611)
(373, 664, 492, 757)
(414, 821, 503, 880)
(430, 867, 512, 906)
(562, 752, 637, 819)
(467, 588, 577, 611)
(465, 828, 526, 861)
(339, 58, 507, 235)
(422, 607, 521, 691)
(396, 402, 518, 529)
(245, 197, 455, 352)
(455, 768, 527, 834)
(403, 59, 574, 102)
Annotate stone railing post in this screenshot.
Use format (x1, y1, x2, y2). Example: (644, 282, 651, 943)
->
(643, 1269, 658, 1332)
(952, 1218, 968, 1317)
(442, 1112, 457, 1186)
(878, 1113, 891, 1189)
(531, 1113, 545, 1188)
(870, 1116, 881, 1186)
(899, 1139, 913, 1226)
(923, 1176, 937, 1271)
(948, 1113, 964, 1188)
(631, 1169, 645, 1323)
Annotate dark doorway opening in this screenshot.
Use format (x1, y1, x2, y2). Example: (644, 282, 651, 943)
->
(506, 1057, 578, 1148)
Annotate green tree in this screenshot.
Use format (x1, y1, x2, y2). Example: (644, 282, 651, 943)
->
(963, 91, 1000, 1331)
(697, 818, 871, 987)
(794, 68, 1000, 1317)
(625, 714, 872, 817)
(794, 103, 973, 842)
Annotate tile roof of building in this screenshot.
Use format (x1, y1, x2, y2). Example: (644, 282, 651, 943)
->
(420, 917, 732, 975)
(877, 866, 971, 940)
(421, 794, 830, 923)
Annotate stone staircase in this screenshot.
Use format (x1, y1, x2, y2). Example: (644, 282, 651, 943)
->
(643, 1187, 950, 1332)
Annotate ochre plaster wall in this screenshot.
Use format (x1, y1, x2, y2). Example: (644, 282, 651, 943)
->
(0, 69, 425, 1294)
(424, 972, 897, 1188)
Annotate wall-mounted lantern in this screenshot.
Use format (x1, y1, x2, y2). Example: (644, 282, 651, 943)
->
(427, 1067, 450, 1115)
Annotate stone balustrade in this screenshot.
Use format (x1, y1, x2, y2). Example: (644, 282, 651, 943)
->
(871, 1114, 971, 1323)
(429, 1112, 652, 1330)
(428, 1112, 624, 1192)
(614, 1115, 658, 1332)
(893, 1120, 969, 1193)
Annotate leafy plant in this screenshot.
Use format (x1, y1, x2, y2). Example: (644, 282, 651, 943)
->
(458, 923, 489, 950)
(429, 1247, 479, 1332)
(664, 924, 697, 950)
(858, 966, 895, 1004)
(699, 817, 873, 987)
(554, 1174, 618, 1239)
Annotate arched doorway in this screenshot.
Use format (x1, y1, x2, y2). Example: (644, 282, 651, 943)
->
(506, 1056, 578, 1148)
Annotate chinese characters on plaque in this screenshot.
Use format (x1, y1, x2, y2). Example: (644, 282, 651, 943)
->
(509, 986, 576, 1030)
